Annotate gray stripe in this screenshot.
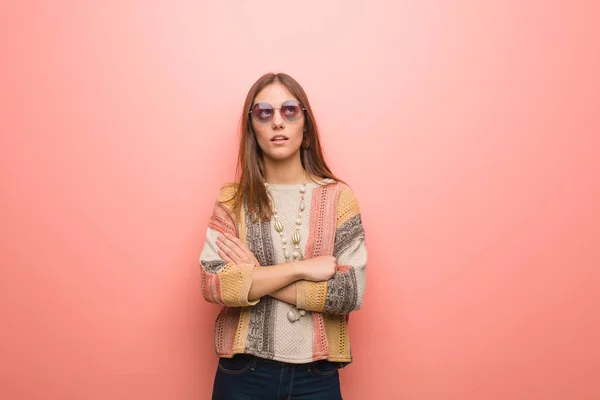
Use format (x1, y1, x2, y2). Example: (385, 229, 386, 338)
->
(244, 211, 277, 358)
(201, 259, 226, 274)
(323, 267, 358, 315)
(324, 214, 364, 314)
(333, 214, 365, 258)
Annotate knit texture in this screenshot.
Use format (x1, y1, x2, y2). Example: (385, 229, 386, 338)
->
(199, 179, 367, 365)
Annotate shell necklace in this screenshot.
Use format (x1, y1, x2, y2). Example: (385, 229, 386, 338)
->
(264, 170, 308, 322)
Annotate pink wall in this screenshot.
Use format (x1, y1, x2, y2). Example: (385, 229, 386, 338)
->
(1, 1, 599, 399)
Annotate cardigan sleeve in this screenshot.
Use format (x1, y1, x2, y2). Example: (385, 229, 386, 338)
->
(199, 185, 259, 307)
(296, 185, 367, 315)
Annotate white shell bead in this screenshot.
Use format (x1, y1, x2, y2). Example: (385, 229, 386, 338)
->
(299, 310, 306, 316)
(287, 309, 299, 322)
(292, 251, 301, 259)
(300, 203, 305, 211)
(296, 218, 302, 225)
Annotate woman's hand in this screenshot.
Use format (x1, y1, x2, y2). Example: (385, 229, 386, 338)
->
(216, 232, 261, 266)
(298, 256, 338, 282)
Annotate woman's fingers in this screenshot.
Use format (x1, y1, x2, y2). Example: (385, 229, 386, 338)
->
(224, 232, 249, 253)
(216, 236, 240, 263)
(217, 233, 244, 259)
(217, 232, 260, 265)
(217, 249, 234, 264)
(225, 233, 260, 265)
(226, 232, 245, 247)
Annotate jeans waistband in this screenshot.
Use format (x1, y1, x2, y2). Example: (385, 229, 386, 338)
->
(241, 353, 345, 369)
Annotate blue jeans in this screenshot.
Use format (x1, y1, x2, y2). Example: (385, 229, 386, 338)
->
(211, 354, 344, 400)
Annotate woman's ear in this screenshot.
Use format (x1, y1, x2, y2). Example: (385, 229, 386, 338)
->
(301, 130, 311, 150)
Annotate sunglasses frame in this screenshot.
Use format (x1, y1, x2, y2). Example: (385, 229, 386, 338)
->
(249, 100, 307, 123)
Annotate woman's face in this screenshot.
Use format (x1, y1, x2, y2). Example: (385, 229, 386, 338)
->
(251, 83, 305, 162)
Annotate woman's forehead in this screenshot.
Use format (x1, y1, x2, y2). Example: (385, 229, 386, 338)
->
(254, 83, 298, 105)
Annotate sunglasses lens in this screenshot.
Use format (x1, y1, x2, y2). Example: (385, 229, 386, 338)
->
(251, 103, 274, 122)
(281, 101, 303, 121)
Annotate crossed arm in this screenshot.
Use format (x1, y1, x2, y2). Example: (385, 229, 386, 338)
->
(199, 185, 367, 313)
(215, 232, 335, 304)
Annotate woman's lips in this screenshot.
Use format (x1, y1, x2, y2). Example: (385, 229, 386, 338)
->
(271, 138, 288, 144)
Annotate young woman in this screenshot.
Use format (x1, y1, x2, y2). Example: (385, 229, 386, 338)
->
(199, 72, 367, 399)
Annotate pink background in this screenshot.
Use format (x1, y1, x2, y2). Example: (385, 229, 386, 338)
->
(1, 1, 599, 399)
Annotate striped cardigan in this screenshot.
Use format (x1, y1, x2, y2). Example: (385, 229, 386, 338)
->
(199, 180, 367, 365)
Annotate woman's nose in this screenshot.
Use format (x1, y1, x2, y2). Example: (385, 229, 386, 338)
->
(271, 111, 284, 129)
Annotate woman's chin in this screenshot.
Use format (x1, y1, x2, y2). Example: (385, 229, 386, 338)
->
(264, 148, 300, 162)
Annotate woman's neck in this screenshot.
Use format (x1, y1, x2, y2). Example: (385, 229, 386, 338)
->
(263, 156, 308, 185)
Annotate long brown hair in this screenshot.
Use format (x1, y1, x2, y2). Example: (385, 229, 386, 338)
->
(226, 72, 343, 222)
